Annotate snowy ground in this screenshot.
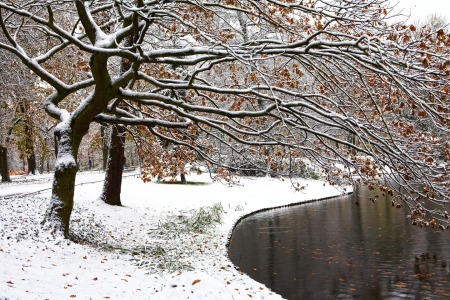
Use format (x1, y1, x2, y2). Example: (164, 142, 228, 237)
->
(0, 170, 349, 299)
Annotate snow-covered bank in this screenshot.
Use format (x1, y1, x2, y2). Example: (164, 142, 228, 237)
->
(0, 172, 349, 299)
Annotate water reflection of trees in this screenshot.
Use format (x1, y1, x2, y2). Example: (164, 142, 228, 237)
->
(229, 187, 450, 299)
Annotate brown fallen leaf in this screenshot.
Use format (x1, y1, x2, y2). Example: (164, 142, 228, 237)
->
(6, 280, 13, 284)
(192, 279, 201, 285)
(69, 295, 76, 298)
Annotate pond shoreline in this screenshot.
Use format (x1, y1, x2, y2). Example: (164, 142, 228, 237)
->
(225, 190, 354, 249)
(226, 185, 450, 299)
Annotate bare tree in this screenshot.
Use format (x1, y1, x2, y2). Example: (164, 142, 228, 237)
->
(0, 97, 15, 182)
(99, 19, 137, 205)
(424, 14, 448, 31)
(0, 46, 45, 179)
(0, 0, 450, 237)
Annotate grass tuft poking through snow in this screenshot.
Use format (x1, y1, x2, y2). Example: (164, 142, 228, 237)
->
(156, 202, 224, 235)
(126, 203, 225, 274)
(69, 207, 116, 250)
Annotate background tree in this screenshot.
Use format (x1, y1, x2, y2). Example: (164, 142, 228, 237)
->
(418, 14, 448, 32)
(0, 47, 45, 178)
(99, 15, 137, 206)
(99, 124, 127, 205)
(16, 99, 37, 174)
(0, 94, 15, 182)
(1, 0, 450, 237)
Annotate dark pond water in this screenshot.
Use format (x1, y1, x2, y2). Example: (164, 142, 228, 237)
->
(228, 187, 450, 299)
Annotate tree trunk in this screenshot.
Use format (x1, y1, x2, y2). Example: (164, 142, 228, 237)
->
(42, 125, 79, 238)
(88, 155, 93, 170)
(20, 102, 37, 175)
(180, 173, 187, 184)
(27, 151, 36, 175)
(101, 126, 108, 170)
(0, 145, 11, 182)
(99, 125, 126, 206)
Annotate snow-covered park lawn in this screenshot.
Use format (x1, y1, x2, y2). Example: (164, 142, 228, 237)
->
(0, 171, 348, 299)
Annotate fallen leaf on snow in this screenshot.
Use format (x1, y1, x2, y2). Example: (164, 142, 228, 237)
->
(69, 295, 76, 298)
(6, 280, 13, 284)
(192, 279, 201, 285)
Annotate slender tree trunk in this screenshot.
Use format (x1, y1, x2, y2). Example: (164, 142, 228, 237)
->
(0, 145, 11, 182)
(101, 126, 108, 170)
(180, 173, 187, 184)
(99, 125, 126, 206)
(2, 118, 21, 182)
(42, 125, 80, 237)
(87, 148, 92, 170)
(27, 151, 36, 175)
(20, 102, 37, 175)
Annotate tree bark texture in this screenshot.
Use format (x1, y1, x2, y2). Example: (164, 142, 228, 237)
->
(0, 145, 11, 182)
(42, 124, 79, 238)
(99, 125, 126, 206)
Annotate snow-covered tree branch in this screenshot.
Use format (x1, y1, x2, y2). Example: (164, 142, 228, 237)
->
(1, 0, 449, 236)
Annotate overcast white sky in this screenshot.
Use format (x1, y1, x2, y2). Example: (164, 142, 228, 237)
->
(392, 0, 450, 22)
